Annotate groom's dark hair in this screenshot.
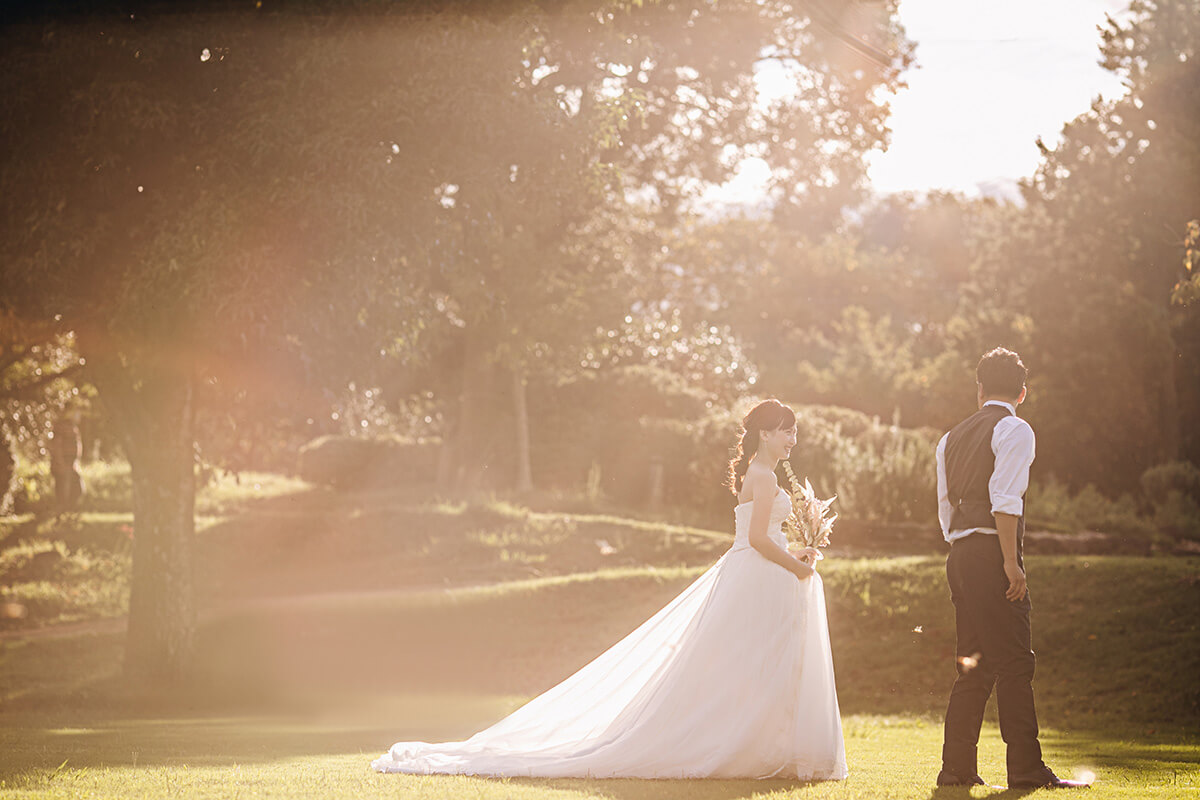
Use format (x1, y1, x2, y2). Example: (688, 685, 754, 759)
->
(977, 347, 1027, 398)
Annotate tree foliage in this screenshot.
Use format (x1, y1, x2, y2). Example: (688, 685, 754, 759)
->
(1015, 0, 1200, 490)
(0, 310, 90, 512)
(683, 0, 1200, 496)
(0, 0, 913, 680)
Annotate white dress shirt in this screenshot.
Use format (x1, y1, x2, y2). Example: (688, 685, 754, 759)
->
(936, 400, 1036, 544)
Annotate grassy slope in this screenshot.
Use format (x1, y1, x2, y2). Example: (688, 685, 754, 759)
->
(0, 472, 735, 630)
(1, 469, 1198, 798)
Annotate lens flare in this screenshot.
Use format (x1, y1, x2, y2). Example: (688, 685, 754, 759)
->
(0, 601, 27, 619)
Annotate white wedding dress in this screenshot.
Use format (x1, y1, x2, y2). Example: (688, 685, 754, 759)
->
(372, 486, 848, 780)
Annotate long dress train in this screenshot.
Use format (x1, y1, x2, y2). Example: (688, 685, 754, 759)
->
(372, 486, 848, 779)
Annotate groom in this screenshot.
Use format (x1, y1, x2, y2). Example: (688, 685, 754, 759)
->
(934, 348, 1085, 789)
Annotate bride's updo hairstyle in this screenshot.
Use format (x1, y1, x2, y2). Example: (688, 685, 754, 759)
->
(727, 399, 796, 494)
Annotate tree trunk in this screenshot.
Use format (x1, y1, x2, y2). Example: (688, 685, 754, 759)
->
(0, 428, 15, 515)
(436, 427, 456, 491)
(512, 367, 533, 493)
(455, 331, 494, 491)
(49, 415, 84, 511)
(647, 455, 664, 511)
(90, 353, 197, 684)
(1162, 337, 1181, 463)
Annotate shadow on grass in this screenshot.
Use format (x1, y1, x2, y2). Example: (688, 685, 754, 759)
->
(1039, 727, 1200, 777)
(0, 716, 397, 776)
(928, 789, 1035, 800)
(0, 710, 844, 800)
(5, 557, 1200, 732)
(0, 713, 840, 800)
(505, 776, 829, 800)
(919, 726, 1200, 799)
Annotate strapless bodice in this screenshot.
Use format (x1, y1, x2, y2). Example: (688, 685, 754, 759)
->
(732, 486, 792, 551)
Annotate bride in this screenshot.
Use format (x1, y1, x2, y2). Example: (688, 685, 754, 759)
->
(373, 398, 848, 780)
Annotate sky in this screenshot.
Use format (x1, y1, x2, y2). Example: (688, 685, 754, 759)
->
(706, 0, 1133, 206)
(866, 0, 1131, 197)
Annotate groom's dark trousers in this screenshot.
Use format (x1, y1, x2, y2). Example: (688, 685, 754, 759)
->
(939, 402, 1045, 782)
(943, 532, 1042, 778)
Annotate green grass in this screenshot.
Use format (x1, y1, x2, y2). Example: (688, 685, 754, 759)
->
(1, 556, 1197, 798)
(1, 465, 1198, 798)
(0, 709, 1195, 798)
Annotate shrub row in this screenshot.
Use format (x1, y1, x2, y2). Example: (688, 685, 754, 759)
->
(9, 359, 1195, 542)
(524, 368, 942, 527)
(296, 435, 441, 489)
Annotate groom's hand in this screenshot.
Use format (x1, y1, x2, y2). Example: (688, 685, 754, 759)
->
(1003, 560, 1027, 602)
(995, 514, 1027, 602)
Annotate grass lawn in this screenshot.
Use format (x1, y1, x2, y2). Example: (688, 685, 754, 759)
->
(1, 471, 1198, 798)
(0, 705, 1195, 799)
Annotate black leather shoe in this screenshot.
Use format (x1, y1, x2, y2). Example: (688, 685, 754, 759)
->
(1009, 767, 1090, 789)
(937, 769, 986, 786)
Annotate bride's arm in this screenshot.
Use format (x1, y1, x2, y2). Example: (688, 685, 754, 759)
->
(744, 470, 814, 580)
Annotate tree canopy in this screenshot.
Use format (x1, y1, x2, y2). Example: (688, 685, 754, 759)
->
(0, 0, 912, 681)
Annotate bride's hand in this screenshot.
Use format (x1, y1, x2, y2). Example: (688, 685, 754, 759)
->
(796, 547, 823, 564)
(787, 554, 816, 578)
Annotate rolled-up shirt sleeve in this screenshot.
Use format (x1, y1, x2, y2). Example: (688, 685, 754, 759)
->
(935, 433, 953, 538)
(989, 418, 1036, 517)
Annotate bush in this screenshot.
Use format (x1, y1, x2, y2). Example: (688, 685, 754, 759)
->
(797, 404, 878, 439)
(0, 437, 15, 515)
(77, 459, 132, 512)
(7, 456, 52, 515)
(608, 401, 939, 526)
(1025, 478, 1156, 538)
(1151, 491, 1200, 541)
(1141, 461, 1200, 507)
(528, 365, 714, 497)
(643, 411, 739, 514)
(297, 435, 440, 489)
(527, 378, 1189, 540)
(529, 388, 941, 526)
(1140, 461, 1200, 540)
(1024, 478, 1076, 532)
(782, 405, 939, 524)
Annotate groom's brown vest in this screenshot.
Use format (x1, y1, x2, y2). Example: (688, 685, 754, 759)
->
(945, 404, 1026, 558)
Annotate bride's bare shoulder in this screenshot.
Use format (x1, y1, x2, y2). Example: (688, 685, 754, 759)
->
(741, 465, 776, 503)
